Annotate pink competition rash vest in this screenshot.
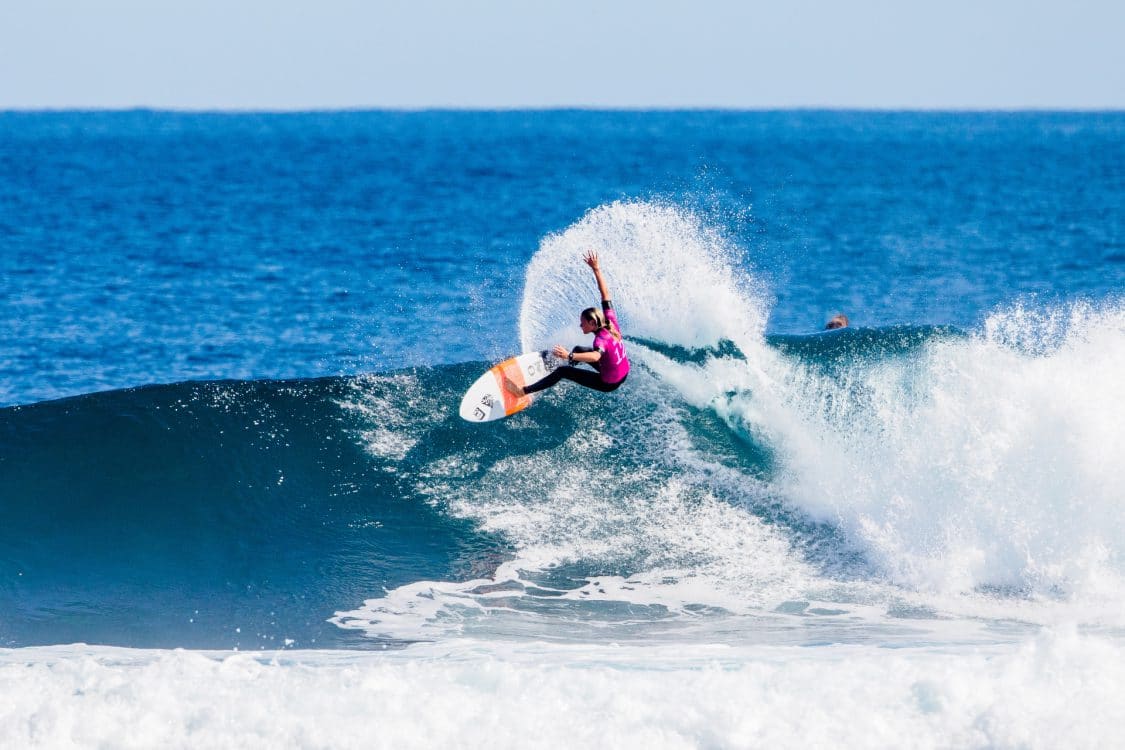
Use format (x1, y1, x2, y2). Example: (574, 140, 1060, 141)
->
(593, 307, 629, 384)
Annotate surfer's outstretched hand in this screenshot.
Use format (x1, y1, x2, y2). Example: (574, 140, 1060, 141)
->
(552, 344, 569, 360)
(584, 249, 613, 303)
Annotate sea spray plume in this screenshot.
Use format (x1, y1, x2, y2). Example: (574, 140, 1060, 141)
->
(761, 301, 1125, 599)
(517, 200, 791, 443)
(518, 201, 770, 354)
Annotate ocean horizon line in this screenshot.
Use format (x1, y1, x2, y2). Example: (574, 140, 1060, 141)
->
(3, 104, 1124, 115)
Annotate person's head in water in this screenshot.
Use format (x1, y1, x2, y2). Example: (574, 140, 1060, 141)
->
(825, 314, 849, 330)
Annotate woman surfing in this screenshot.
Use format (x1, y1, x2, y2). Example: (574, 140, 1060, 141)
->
(506, 250, 629, 397)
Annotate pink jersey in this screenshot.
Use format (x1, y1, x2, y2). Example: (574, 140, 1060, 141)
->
(593, 306, 629, 383)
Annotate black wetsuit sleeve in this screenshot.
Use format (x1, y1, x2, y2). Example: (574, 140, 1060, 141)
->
(601, 300, 614, 311)
(571, 346, 594, 355)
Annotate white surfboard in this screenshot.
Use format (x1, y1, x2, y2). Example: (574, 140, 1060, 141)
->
(459, 350, 558, 422)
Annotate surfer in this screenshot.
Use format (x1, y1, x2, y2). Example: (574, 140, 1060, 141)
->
(506, 250, 629, 396)
(825, 313, 849, 330)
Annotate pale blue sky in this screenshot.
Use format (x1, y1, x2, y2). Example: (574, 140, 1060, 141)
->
(2, 0, 1122, 109)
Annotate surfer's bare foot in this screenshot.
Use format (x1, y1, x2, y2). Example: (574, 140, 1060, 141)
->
(503, 378, 525, 397)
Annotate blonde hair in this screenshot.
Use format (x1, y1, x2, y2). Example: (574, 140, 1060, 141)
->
(582, 307, 622, 342)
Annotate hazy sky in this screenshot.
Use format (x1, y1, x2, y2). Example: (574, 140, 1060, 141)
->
(2, 0, 1122, 109)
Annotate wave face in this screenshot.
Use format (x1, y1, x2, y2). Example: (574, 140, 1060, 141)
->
(0, 375, 506, 649)
(5, 202, 1124, 651)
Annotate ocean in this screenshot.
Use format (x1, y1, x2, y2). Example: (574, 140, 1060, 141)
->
(1, 110, 1123, 748)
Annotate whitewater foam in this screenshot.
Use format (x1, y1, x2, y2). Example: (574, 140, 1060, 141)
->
(4, 630, 1124, 750)
(755, 302, 1125, 600)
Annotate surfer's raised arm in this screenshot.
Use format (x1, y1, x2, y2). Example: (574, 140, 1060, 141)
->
(584, 250, 612, 303)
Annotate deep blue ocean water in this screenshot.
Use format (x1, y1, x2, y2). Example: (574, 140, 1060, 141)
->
(2, 110, 1124, 664)
(3, 111, 1121, 406)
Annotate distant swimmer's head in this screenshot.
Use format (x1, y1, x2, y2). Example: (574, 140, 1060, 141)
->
(825, 314, 849, 330)
(581, 307, 607, 332)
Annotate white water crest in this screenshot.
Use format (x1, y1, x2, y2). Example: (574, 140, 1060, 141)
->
(755, 301, 1125, 599)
